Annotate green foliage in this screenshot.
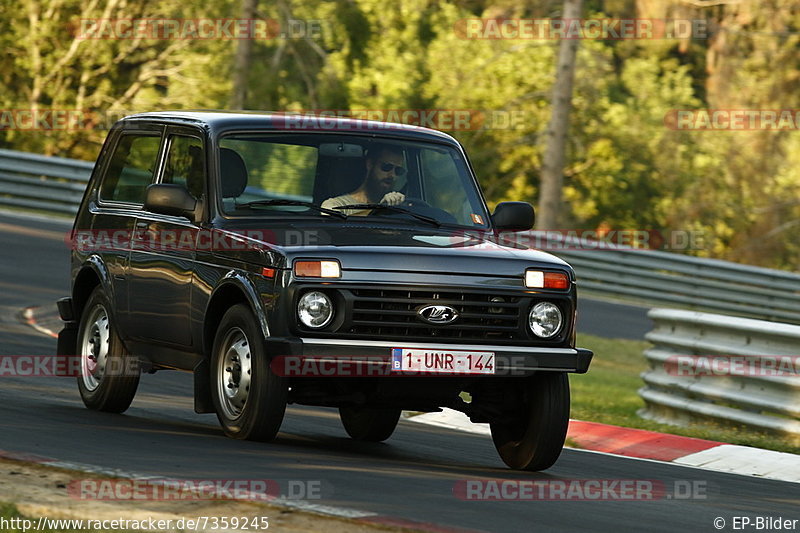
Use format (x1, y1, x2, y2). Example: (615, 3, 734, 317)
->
(0, 0, 234, 158)
(2, 0, 800, 268)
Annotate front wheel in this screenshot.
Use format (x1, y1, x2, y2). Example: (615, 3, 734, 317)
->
(339, 406, 401, 442)
(489, 372, 570, 471)
(76, 288, 140, 413)
(211, 304, 287, 441)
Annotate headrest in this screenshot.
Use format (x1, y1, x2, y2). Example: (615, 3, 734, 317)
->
(220, 148, 248, 198)
(313, 156, 366, 204)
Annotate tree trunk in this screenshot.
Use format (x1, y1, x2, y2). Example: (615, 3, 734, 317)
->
(230, 0, 259, 110)
(537, 0, 582, 229)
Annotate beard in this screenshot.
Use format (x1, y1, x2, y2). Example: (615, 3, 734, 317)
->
(365, 171, 392, 202)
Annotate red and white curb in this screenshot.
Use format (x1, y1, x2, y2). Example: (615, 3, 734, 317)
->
(22, 306, 59, 338)
(0, 448, 483, 533)
(408, 409, 800, 483)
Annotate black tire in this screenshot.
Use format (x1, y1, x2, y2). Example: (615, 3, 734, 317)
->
(339, 406, 401, 442)
(76, 287, 140, 413)
(211, 304, 287, 441)
(490, 372, 570, 471)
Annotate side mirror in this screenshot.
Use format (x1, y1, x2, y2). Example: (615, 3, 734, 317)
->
(144, 184, 197, 220)
(492, 201, 535, 231)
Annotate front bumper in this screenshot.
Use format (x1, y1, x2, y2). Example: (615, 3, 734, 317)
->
(264, 337, 593, 376)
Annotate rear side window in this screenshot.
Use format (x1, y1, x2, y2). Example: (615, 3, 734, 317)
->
(100, 133, 161, 204)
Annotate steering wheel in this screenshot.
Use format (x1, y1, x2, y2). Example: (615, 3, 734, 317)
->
(399, 197, 457, 224)
(400, 197, 432, 209)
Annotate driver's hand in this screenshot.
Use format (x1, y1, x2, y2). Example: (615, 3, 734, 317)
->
(380, 192, 405, 206)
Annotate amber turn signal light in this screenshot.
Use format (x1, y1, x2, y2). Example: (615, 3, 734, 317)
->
(525, 270, 569, 289)
(294, 260, 341, 278)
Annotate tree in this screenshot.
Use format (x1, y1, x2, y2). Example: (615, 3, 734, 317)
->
(537, 0, 582, 229)
(231, 0, 259, 109)
(1, 0, 233, 158)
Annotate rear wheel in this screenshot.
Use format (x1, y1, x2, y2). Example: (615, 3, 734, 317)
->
(76, 288, 140, 413)
(489, 372, 570, 471)
(339, 406, 401, 442)
(211, 304, 287, 441)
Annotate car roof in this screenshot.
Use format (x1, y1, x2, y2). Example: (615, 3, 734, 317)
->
(119, 110, 461, 145)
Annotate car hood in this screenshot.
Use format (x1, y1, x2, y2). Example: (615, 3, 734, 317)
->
(216, 222, 572, 278)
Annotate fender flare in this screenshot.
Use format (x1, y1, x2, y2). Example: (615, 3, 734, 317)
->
(207, 270, 271, 341)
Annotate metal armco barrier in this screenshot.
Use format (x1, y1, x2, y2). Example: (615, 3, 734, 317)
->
(639, 308, 800, 444)
(0, 148, 92, 215)
(527, 232, 800, 324)
(1, 148, 799, 324)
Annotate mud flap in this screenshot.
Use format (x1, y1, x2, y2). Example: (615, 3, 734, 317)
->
(56, 297, 78, 357)
(193, 359, 214, 414)
(57, 322, 78, 356)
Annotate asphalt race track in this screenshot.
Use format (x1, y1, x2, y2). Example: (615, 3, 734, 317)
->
(0, 211, 797, 532)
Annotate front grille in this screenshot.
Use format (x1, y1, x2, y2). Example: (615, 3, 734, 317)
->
(346, 288, 522, 341)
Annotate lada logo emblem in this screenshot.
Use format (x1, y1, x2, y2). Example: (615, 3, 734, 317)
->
(417, 305, 459, 325)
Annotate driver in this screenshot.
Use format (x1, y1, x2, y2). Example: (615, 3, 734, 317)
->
(321, 144, 406, 216)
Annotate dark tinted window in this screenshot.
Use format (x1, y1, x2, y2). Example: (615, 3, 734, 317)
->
(162, 135, 205, 199)
(216, 133, 490, 228)
(219, 137, 317, 202)
(100, 134, 161, 204)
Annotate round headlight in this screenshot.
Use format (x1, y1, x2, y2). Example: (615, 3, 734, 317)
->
(298, 291, 333, 329)
(528, 302, 562, 338)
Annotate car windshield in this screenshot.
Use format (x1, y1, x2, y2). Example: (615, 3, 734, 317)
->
(216, 133, 491, 228)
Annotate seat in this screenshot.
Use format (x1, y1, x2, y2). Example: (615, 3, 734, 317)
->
(312, 155, 366, 205)
(184, 144, 205, 199)
(220, 147, 248, 199)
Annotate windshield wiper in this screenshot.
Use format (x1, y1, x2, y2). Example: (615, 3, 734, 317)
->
(235, 199, 347, 219)
(331, 203, 441, 227)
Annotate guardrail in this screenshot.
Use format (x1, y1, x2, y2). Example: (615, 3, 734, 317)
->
(638, 308, 800, 444)
(1, 148, 799, 323)
(528, 233, 800, 324)
(0, 148, 92, 215)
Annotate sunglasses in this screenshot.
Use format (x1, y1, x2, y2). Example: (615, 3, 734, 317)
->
(379, 161, 406, 176)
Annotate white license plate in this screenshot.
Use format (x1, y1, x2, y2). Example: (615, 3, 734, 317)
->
(391, 348, 495, 374)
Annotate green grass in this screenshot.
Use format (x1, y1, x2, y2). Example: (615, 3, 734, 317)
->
(571, 333, 800, 455)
